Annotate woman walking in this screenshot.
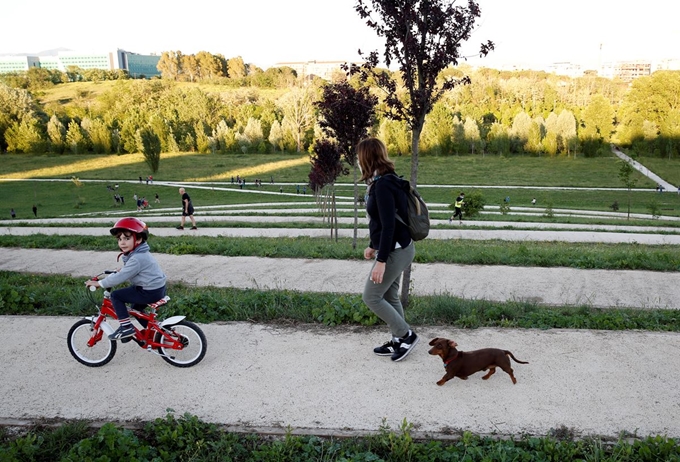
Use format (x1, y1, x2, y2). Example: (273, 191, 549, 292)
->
(358, 138, 418, 362)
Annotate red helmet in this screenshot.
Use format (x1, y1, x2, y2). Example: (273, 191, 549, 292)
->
(110, 217, 149, 240)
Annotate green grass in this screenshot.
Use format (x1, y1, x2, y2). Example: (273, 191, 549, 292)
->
(3, 175, 680, 220)
(3, 271, 680, 331)
(3, 412, 680, 460)
(639, 155, 680, 187)
(3, 150, 680, 219)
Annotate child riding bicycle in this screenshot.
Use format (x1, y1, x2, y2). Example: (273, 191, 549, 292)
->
(85, 217, 167, 341)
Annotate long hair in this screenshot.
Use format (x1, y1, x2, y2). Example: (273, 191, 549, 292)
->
(357, 138, 395, 183)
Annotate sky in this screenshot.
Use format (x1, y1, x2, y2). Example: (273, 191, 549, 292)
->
(1, 0, 678, 71)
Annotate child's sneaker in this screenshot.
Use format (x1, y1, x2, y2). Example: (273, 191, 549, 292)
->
(373, 338, 400, 356)
(190, 226, 198, 230)
(391, 330, 419, 362)
(109, 324, 135, 341)
(176, 226, 184, 230)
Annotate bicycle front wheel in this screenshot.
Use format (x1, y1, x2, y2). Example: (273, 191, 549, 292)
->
(67, 319, 117, 367)
(154, 320, 207, 367)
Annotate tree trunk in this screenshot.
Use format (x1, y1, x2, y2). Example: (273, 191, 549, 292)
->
(401, 125, 423, 308)
(352, 162, 359, 250)
(333, 190, 339, 242)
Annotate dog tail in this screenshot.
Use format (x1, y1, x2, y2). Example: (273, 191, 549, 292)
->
(505, 351, 529, 364)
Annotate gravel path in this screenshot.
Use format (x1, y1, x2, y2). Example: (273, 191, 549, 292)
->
(1, 237, 680, 439)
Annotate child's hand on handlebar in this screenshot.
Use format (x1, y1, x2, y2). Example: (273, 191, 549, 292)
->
(85, 280, 101, 290)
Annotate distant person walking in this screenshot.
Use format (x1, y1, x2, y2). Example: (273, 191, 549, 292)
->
(177, 187, 197, 230)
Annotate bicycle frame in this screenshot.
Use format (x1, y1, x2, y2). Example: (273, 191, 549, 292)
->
(86, 290, 187, 353)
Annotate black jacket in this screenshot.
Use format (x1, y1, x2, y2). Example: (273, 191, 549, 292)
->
(366, 173, 412, 262)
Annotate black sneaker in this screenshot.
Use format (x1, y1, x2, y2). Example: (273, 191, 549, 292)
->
(176, 226, 184, 230)
(391, 330, 419, 362)
(373, 338, 400, 356)
(109, 324, 135, 341)
(190, 226, 198, 230)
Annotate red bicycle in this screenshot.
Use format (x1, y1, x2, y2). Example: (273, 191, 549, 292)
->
(67, 271, 207, 368)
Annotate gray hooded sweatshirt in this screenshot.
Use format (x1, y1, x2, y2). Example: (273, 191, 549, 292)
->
(98, 242, 166, 290)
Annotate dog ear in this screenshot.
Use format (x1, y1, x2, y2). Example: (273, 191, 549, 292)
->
(428, 338, 440, 346)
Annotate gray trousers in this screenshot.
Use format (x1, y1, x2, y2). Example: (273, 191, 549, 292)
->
(362, 244, 416, 339)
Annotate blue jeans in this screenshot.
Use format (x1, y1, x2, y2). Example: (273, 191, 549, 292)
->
(110, 285, 167, 321)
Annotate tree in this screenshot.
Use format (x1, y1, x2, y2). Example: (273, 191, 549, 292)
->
(243, 117, 265, 149)
(65, 120, 87, 154)
(555, 109, 577, 157)
(580, 94, 614, 143)
(354, 0, 493, 305)
(354, 0, 493, 183)
(227, 56, 248, 79)
(5, 119, 47, 153)
(181, 54, 199, 82)
(309, 139, 347, 240)
(278, 87, 318, 152)
(463, 116, 482, 154)
(268, 120, 285, 152)
(157, 51, 183, 80)
(618, 156, 639, 220)
(420, 101, 454, 155)
(0, 83, 36, 151)
(316, 80, 377, 248)
(196, 51, 225, 80)
(47, 115, 66, 153)
(137, 127, 162, 173)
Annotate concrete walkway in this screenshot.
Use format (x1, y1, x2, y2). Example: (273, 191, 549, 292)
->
(613, 146, 676, 191)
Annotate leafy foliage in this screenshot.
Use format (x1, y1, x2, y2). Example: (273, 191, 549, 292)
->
(136, 126, 162, 173)
(309, 139, 346, 191)
(2, 413, 680, 461)
(316, 80, 377, 166)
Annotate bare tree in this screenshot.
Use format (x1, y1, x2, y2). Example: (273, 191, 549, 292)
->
(279, 87, 318, 153)
(353, 0, 493, 305)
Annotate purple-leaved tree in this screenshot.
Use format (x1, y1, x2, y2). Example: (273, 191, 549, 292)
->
(309, 139, 348, 240)
(316, 80, 378, 248)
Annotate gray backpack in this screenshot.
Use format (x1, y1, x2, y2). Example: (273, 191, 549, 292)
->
(391, 174, 430, 241)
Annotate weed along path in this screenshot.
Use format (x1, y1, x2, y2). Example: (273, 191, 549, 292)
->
(1, 245, 680, 439)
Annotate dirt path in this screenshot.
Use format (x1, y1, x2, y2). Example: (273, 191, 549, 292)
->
(1, 316, 679, 439)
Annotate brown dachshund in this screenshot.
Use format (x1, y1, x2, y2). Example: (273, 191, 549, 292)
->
(428, 337, 528, 386)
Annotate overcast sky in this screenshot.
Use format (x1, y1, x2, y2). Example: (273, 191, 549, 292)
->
(2, 0, 678, 70)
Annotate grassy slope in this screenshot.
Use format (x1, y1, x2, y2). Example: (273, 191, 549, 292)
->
(2, 151, 680, 219)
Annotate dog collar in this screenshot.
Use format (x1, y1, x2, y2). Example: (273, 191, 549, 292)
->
(444, 351, 460, 366)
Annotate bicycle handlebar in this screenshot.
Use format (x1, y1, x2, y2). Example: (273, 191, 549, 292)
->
(87, 270, 118, 291)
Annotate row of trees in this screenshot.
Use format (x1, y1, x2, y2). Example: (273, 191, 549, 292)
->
(2, 68, 678, 159)
(0, 52, 299, 90)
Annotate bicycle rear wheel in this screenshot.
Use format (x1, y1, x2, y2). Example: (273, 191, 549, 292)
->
(67, 319, 117, 367)
(154, 320, 207, 367)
